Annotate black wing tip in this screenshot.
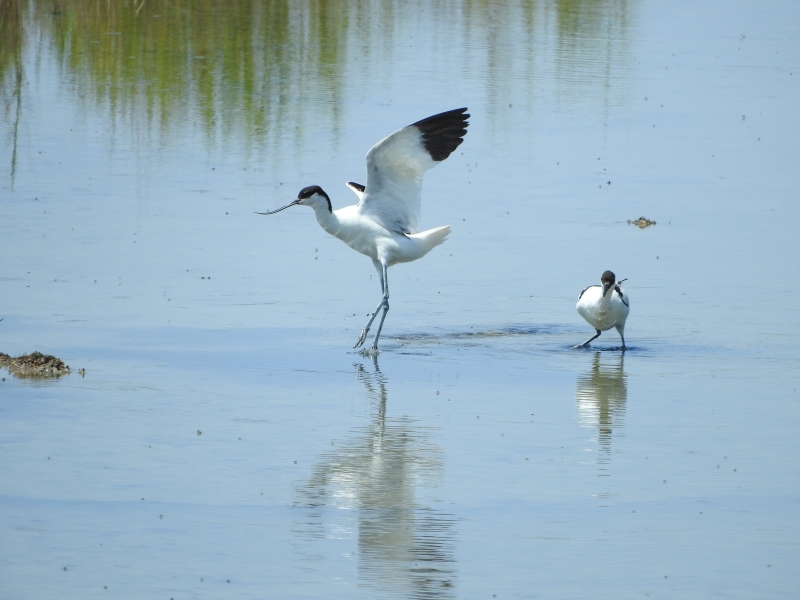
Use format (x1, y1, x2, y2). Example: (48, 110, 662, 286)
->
(412, 107, 470, 162)
(346, 181, 366, 193)
(412, 107, 470, 125)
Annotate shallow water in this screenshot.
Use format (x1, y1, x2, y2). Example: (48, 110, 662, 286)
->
(2, 0, 799, 598)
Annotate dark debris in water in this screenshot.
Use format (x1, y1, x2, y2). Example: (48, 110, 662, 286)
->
(627, 216, 656, 229)
(573, 344, 633, 352)
(396, 325, 545, 343)
(0, 351, 71, 378)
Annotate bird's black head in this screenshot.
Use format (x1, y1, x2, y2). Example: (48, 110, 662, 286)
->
(297, 185, 332, 212)
(256, 184, 331, 216)
(601, 270, 616, 296)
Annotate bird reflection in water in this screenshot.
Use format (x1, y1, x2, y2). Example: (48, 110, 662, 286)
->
(295, 357, 457, 598)
(575, 352, 627, 468)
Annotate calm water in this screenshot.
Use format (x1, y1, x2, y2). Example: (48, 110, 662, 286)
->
(1, 0, 799, 598)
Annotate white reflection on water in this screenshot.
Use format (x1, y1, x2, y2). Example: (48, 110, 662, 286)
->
(296, 359, 457, 597)
(575, 352, 627, 467)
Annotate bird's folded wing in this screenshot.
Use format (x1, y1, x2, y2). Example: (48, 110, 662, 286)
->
(358, 108, 469, 234)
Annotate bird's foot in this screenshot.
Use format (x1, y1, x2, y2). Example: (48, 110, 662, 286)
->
(359, 346, 380, 357)
(573, 343, 590, 349)
(620, 345, 628, 352)
(354, 329, 369, 348)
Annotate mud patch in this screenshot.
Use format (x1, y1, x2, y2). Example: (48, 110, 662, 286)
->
(627, 216, 656, 228)
(0, 351, 71, 378)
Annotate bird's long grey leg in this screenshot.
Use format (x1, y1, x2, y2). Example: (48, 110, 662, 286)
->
(616, 325, 627, 351)
(354, 262, 389, 349)
(578, 329, 602, 348)
(354, 296, 385, 349)
(370, 263, 390, 351)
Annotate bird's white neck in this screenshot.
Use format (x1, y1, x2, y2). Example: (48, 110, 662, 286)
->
(597, 286, 614, 313)
(307, 198, 341, 236)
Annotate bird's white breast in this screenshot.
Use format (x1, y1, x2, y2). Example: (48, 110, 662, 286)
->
(324, 205, 388, 260)
(322, 206, 447, 267)
(577, 286, 630, 331)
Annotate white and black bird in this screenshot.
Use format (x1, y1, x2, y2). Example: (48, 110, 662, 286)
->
(575, 270, 630, 350)
(258, 108, 469, 353)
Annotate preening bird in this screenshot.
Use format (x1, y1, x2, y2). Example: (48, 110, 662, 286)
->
(576, 270, 630, 350)
(258, 108, 470, 353)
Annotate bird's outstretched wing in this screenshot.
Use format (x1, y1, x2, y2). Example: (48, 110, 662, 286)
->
(357, 108, 469, 234)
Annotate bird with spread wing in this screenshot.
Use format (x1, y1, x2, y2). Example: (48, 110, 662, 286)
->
(258, 108, 470, 353)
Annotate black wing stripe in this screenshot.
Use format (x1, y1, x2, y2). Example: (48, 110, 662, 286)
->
(615, 286, 629, 307)
(411, 107, 470, 162)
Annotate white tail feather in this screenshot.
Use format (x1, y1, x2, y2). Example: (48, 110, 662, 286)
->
(407, 225, 451, 254)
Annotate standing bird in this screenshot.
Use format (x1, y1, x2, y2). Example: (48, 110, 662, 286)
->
(575, 270, 630, 350)
(258, 108, 469, 352)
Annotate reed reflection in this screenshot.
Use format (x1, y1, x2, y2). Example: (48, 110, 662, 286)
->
(2, 0, 635, 168)
(36, 0, 350, 155)
(0, 0, 22, 183)
(576, 352, 627, 466)
(297, 358, 457, 598)
(553, 0, 634, 107)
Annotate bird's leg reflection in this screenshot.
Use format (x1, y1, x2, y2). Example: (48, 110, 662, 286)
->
(296, 359, 457, 597)
(575, 352, 627, 465)
(354, 358, 387, 430)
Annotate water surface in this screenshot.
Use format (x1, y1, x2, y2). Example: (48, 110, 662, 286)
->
(1, 0, 799, 598)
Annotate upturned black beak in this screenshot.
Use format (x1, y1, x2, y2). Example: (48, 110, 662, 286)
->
(255, 198, 301, 215)
(602, 282, 613, 296)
